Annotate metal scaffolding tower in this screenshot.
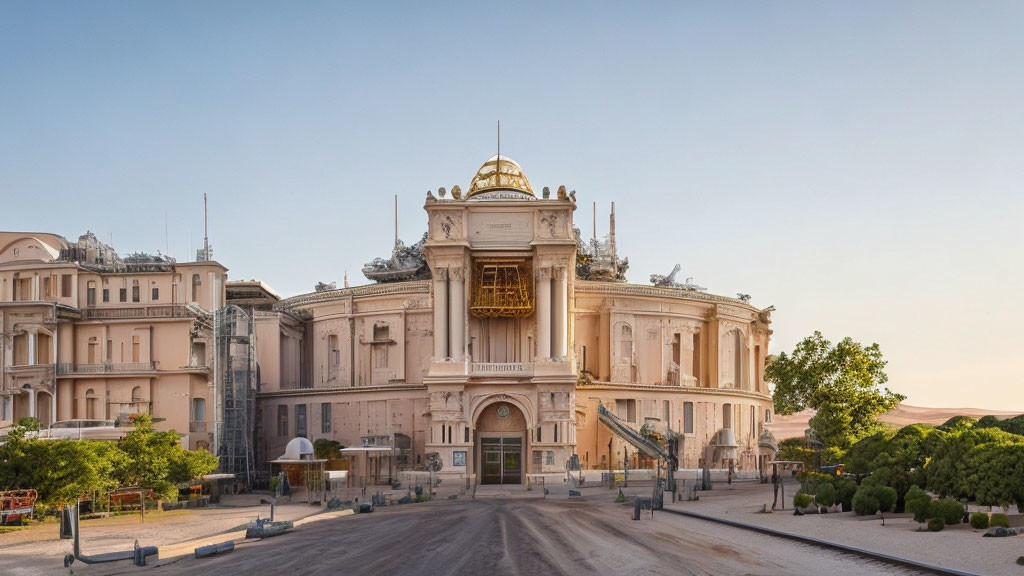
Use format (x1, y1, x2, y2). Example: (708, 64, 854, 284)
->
(214, 305, 256, 486)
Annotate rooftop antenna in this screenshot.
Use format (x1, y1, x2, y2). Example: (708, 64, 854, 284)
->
(610, 202, 617, 275)
(202, 193, 210, 261)
(496, 120, 501, 175)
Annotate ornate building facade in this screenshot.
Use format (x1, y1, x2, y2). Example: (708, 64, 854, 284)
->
(0, 231, 225, 449)
(257, 155, 775, 483)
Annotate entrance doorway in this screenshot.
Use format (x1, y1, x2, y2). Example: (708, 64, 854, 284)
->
(481, 437, 521, 484)
(474, 401, 527, 485)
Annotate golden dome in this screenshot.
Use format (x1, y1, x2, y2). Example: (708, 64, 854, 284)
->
(466, 155, 535, 199)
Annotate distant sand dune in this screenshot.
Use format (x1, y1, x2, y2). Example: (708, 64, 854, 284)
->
(770, 404, 1021, 440)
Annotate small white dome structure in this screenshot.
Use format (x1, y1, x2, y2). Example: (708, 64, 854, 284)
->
(277, 437, 315, 461)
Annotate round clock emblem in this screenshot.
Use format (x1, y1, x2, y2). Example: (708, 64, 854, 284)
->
(496, 404, 510, 418)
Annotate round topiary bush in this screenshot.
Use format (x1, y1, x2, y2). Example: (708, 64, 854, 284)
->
(794, 492, 813, 509)
(970, 512, 989, 529)
(905, 485, 931, 524)
(836, 477, 858, 512)
(927, 517, 945, 532)
(815, 483, 837, 509)
(932, 498, 964, 526)
(991, 513, 1010, 528)
(852, 485, 879, 516)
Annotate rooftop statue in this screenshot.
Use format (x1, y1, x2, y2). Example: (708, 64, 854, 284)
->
(651, 264, 706, 291)
(362, 232, 431, 283)
(314, 281, 337, 292)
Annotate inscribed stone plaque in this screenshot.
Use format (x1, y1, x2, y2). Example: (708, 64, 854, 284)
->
(468, 212, 532, 246)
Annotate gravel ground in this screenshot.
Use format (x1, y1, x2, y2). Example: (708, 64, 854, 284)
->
(667, 476, 1019, 576)
(12, 492, 932, 576)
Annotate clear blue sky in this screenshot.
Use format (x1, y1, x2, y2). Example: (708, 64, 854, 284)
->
(3, 2, 1022, 410)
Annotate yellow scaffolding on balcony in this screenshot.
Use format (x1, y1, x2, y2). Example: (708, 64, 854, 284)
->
(470, 259, 534, 318)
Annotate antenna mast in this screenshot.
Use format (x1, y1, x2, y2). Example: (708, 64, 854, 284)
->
(202, 193, 210, 261)
(496, 120, 501, 175)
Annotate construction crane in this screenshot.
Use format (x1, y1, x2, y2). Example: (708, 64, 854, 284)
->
(597, 404, 679, 499)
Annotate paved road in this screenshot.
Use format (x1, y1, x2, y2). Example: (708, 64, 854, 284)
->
(92, 496, 928, 576)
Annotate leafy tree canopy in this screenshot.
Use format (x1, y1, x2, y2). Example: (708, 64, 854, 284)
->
(766, 331, 905, 448)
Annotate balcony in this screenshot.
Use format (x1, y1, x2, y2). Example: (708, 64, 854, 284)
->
(81, 305, 195, 321)
(470, 362, 534, 378)
(57, 362, 157, 375)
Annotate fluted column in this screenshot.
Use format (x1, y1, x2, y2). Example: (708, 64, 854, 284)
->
(433, 269, 448, 359)
(449, 267, 465, 362)
(553, 267, 568, 360)
(536, 268, 551, 360)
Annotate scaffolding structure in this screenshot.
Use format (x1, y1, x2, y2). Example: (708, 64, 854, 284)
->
(214, 305, 257, 486)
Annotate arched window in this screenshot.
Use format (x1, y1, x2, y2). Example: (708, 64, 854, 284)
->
(131, 386, 142, 402)
(85, 388, 97, 420)
(618, 324, 633, 364)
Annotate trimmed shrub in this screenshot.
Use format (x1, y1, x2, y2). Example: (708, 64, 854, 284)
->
(932, 498, 964, 526)
(905, 485, 931, 524)
(991, 513, 1010, 528)
(794, 492, 813, 509)
(815, 483, 837, 508)
(970, 512, 989, 529)
(836, 477, 858, 512)
(852, 485, 879, 516)
(927, 517, 945, 532)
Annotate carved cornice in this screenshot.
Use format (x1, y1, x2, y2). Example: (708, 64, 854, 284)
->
(275, 281, 431, 310)
(257, 384, 429, 398)
(575, 281, 761, 311)
(576, 381, 772, 401)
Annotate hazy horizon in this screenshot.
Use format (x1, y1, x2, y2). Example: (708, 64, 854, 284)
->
(3, 2, 1022, 411)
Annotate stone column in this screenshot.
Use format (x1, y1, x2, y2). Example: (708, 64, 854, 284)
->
(28, 332, 36, 365)
(449, 267, 465, 362)
(552, 267, 568, 359)
(433, 269, 448, 359)
(535, 268, 551, 360)
(28, 389, 36, 420)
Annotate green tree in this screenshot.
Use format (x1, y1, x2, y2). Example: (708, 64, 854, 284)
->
(313, 438, 343, 460)
(927, 427, 1024, 501)
(113, 415, 217, 500)
(766, 332, 904, 449)
(965, 441, 1024, 510)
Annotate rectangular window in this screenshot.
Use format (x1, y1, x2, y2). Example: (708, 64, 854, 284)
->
(627, 399, 637, 423)
(132, 335, 140, 363)
(61, 274, 72, 297)
(684, 402, 694, 434)
(106, 340, 112, 363)
(87, 285, 96, 306)
(192, 398, 206, 422)
(277, 405, 288, 436)
(296, 404, 307, 438)
(43, 277, 51, 299)
(723, 403, 732, 429)
(132, 285, 140, 302)
(119, 288, 127, 302)
(102, 288, 109, 303)
(152, 287, 159, 301)
(663, 400, 670, 422)
(321, 403, 332, 433)
(536, 425, 542, 443)
(692, 332, 701, 381)
(545, 451, 555, 466)
(533, 450, 543, 467)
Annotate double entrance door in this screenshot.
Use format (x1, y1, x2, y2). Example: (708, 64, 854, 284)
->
(481, 437, 522, 484)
